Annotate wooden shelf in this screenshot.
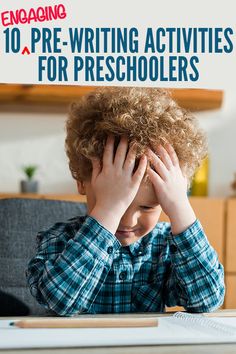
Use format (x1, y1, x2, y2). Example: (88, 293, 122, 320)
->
(0, 84, 25, 102)
(169, 88, 223, 111)
(0, 193, 86, 203)
(0, 84, 223, 111)
(22, 85, 95, 104)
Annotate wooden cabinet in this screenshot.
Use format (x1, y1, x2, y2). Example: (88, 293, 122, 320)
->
(226, 199, 236, 272)
(160, 197, 225, 263)
(225, 199, 236, 308)
(161, 197, 225, 312)
(225, 275, 236, 309)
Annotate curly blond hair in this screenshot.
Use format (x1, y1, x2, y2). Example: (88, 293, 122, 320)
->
(65, 87, 207, 182)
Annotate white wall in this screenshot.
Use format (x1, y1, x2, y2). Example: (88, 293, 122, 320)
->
(0, 92, 236, 197)
(197, 90, 236, 197)
(0, 105, 77, 194)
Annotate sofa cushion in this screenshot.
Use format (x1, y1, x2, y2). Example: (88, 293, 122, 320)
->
(0, 198, 87, 316)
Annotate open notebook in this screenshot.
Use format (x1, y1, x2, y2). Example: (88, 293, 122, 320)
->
(1, 312, 236, 349)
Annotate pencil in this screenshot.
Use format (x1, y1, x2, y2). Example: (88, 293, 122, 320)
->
(10, 317, 158, 328)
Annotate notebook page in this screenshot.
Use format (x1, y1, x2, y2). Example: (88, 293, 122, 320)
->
(1, 316, 236, 348)
(171, 312, 236, 336)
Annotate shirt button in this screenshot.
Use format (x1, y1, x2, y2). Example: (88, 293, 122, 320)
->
(137, 247, 144, 256)
(170, 244, 178, 253)
(119, 271, 127, 280)
(107, 246, 113, 254)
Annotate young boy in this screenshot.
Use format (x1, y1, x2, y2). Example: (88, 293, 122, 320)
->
(26, 87, 225, 316)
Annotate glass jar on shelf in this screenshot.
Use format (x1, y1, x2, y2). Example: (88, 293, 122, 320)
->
(231, 172, 236, 197)
(189, 157, 209, 197)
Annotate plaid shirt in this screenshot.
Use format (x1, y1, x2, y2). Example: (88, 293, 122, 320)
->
(26, 216, 225, 316)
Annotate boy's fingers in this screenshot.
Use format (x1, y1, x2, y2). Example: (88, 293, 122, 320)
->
(91, 158, 101, 179)
(156, 145, 173, 170)
(103, 135, 114, 168)
(165, 143, 179, 166)
(123, 144, 137, 172)
(147, 166, 163, 188)
(114, 137, 129, 169)
(132, 155, 147, 184)
(147, 149, 168, 181)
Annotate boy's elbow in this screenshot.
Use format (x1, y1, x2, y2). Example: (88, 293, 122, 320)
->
(37, 287, 82, 316)
(38, 281, 91, 316)
(27, 278, 80, 316)
(186, 285, 225, 313)
(26, 267, 86, 316)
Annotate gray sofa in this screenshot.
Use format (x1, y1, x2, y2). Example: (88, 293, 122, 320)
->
(0, 198, 87, 316)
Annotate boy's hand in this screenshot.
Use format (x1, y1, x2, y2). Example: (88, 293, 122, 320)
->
(89, 135, 147, 235)
(147, 144, 196, 235)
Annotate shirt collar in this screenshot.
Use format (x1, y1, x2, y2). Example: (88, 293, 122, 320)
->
(127, 230, 154, 257)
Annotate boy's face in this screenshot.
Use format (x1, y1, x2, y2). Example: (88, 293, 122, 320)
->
(78, 179, 162, 246)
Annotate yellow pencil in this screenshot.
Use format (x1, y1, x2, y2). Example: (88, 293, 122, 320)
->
(10, 317, 158, 328)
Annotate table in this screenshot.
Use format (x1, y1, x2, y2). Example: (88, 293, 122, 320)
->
(1, 310, 236, 354)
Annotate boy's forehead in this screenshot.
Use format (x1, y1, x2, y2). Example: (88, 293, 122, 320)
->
(136, 180, 159, 204)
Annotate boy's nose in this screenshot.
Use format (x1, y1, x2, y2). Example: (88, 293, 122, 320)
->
(119, 209, 139, 229)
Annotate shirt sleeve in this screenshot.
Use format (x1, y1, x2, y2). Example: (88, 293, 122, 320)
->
(26, 216, 121, 316)
(163, 219, 225, 312)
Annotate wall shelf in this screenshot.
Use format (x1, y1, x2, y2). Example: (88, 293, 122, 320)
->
(0, 84, 223, 111)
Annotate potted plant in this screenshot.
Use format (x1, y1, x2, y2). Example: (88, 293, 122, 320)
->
(20, 165, 39, 193)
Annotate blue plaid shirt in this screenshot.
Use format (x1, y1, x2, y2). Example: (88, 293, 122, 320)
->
(26, 216, 225, 316)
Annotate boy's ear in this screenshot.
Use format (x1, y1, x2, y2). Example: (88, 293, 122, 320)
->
(77, 181, 86, 195)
